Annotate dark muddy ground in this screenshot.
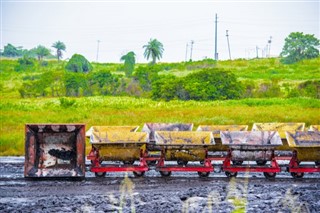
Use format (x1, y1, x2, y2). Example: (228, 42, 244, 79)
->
(0, 157, 319, 213)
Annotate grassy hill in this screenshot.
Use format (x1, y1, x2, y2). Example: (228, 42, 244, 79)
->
(0, 57, 319, 155)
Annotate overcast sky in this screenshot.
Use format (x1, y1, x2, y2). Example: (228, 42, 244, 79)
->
(1, 0, 319, 63)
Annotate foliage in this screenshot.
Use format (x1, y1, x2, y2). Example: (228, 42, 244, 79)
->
(59, 97, 76, 108)
(182, 69, 243, 100)
(33, 45, 51, 61)
(133, 65, 160, 91)
(255, 78, 282, 98)
(14, 56, 36, 72)
(153, 69, 243, 101)
(65, 54, 93, 73)
(143, 38, 164, 64)
(1, 43, 24, 57)
(52, 41, 66, 61)
(280, 32, 319, 64)
(64, 71, 90, 96)
(152, 75, 184, 101)
(88, 70, 120, 95)
(120, 51, 136, 77)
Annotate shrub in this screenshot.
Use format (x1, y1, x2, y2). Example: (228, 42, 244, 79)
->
(14, 56, 36, 72)
(255, 79, 282, 98)
(181, 69, 243, 100)
(152, 75, 183, 101)
(133, 65, 160, 91)
(88, 70, 120, 95)
(65, 54, 93, 73)
(298, 80, 320, 98)
(152, 69, 243, 101)
(59, 97, 76, 108)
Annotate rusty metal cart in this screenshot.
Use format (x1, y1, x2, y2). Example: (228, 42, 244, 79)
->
(197, 125, 248, 164)
(24, 124, 86, 178)
(286, 130, 320, 178)
(142, 123, 194, 165)
(86, 126, 149, 177)
(221, 131, 282, 179)
(154, 131, 215, 177)
(252, 123, 305, 161)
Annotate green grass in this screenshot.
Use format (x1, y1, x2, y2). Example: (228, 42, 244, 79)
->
(1, 96, 319, 156)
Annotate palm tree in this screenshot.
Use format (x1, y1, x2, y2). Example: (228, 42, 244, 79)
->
(120, 51, 136, 77)
(34, 45, 50, 61)
(52, 41, 66, 61)
(143, 39, 164, 64)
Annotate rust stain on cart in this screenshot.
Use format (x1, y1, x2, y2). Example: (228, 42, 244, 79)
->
(24, 124, 85, 178)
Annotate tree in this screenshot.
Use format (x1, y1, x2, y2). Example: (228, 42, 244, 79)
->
(34, 45, 50, 61)
(1, 43, 23, 57)
(143, 38, 164, 64)
(65, 54, 92, 73)
(280, 32, 319, 64)
(52, 41, 66, 61)
(120, 51, 136, 77)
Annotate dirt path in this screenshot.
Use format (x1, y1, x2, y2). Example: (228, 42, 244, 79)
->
(0, 157, 319, 213)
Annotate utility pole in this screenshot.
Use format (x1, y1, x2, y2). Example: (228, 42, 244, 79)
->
(214, 13, 218, 60)
(268, 36, 272, 57)
(190, 40, 194, 61)
(96, 40, 101, 62)
(185, 42, 189, 62)
(226, 30, 231, 60)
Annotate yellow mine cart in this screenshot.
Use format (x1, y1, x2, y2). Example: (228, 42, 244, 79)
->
(309, 125, 320, 131)
(286, 131, 320, 178)
(155, 131, 214, 161)
(154, 131, 215, 177)
(252, 123, 305, 151)
(196, 125, 248, 152)
(286, 131, 320, 162)
(86, 126, 149, 177)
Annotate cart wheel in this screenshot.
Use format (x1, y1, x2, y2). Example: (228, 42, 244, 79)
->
(123, 161, 135, 165)
(232, 160, 243, 165)
(95, 172, 106, 177)
(133, 171, 145, 177)
(263, 172, 276, 179)
(91, 159, 103, 165)
(256, 160, 267, 166)
(291, 172, 304, 179)
(147, 160, 157, 166)
(159, 171, 172, 177)
(315, 161, 320, 166)
(198, 172, 210, 177)
(225, 171, 237, 178)
(177, 160, 188, 166)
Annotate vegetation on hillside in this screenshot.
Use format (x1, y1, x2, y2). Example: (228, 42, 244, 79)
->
(1, 56, 319, 100)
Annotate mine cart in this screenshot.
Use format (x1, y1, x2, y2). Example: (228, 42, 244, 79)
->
(86, 126, 149, 177)
(221, 131, 282, 179)
(252, 123, 305, 160)
(309, 125, 320, 131)
(142, 123, 194, 165)
(197, 125, 248, 163)
(286, 131, 320, 178)
(24, 124, 86, 178)
(154, 131, 215, 177)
